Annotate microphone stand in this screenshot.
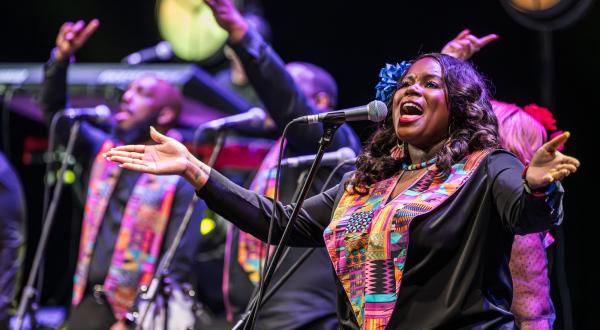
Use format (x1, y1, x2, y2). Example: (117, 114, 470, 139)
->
(239, 122, 341, 330)
(255, 169, 308, 300)
(234, 168, 308, 326)
(233, 246, 315, 330)
(132, 129, 227, 329)
(15, 121, 81, 330)
(257, 160, 352, 305)
(234, 157, 353, 328)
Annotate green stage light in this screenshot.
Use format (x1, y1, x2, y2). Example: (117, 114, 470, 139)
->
(157, 0, 228, 62)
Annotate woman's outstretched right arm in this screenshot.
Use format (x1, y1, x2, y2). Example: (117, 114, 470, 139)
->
(105, 127, 340, 247)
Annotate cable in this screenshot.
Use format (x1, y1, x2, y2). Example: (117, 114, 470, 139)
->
(42, 112, 64, 221)
(35, 111, 67, 306)
(245, 122, 292, 329)
(320, 158, 356, 193)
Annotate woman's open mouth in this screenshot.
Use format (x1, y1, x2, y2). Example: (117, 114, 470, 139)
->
(399, 101, 423, 123)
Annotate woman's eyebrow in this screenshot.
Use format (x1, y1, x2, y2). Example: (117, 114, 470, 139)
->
(421, 73, 443, 80)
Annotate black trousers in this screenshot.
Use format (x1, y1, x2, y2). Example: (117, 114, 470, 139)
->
(68, 295, 116, 330)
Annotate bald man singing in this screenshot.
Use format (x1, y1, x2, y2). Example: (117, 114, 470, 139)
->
(39, 20, 204, 329)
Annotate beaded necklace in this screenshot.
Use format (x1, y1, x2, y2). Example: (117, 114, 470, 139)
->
(390, 157, 438, 202)
(402, 156, 438, 171)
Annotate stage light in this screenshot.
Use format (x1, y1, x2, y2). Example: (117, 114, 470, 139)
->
(63, 170, 76, 185)
(200, 217, 216, 235)
(500, 0, 594, 30)
(156, 0, 228, 62)
(510, 0, 562, 12)
(499, 0, 594, 108)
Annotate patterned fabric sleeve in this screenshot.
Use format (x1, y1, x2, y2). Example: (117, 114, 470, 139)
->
(509, 233, 555, 329)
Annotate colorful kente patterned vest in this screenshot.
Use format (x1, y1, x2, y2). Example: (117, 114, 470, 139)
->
(323, 150, 490, 329)
(72, 140, 180, 319)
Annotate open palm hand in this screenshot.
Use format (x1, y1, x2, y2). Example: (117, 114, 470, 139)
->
(55, 19, 99, 62)
(526, 132, 580, 189)
(104, 127, 190, 175)
(441, 29, 498, 61)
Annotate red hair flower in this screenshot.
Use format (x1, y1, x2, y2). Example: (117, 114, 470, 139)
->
(523, 104, 557, 131)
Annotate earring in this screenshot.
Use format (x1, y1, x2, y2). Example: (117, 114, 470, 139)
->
(390, 140, 405, 161)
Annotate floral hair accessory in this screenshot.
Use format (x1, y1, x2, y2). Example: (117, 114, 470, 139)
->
(375, 61, 411, 103)
(523, 103, 557, 131)
(524, 103, 565, 151)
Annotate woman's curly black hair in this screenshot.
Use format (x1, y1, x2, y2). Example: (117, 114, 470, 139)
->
(348, 53, 500, 194)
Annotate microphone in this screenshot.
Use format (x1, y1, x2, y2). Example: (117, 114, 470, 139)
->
(292, 100, 388, 125)
(122, 41, 173, 65)
(280, 147, 356, 168)
(200, 108, 267, 131)
(62, 105, 111, 123)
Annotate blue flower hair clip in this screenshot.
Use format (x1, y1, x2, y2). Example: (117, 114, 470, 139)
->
(374, 61, 411, 103)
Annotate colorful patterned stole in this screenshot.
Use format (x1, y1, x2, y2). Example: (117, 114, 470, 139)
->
(72, 140, 180, 319)
(323, 150, 490, 329)
(235, 138, 284, 284)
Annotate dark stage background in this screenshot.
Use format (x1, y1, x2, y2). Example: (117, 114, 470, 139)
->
(1, 0, 597, 328)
